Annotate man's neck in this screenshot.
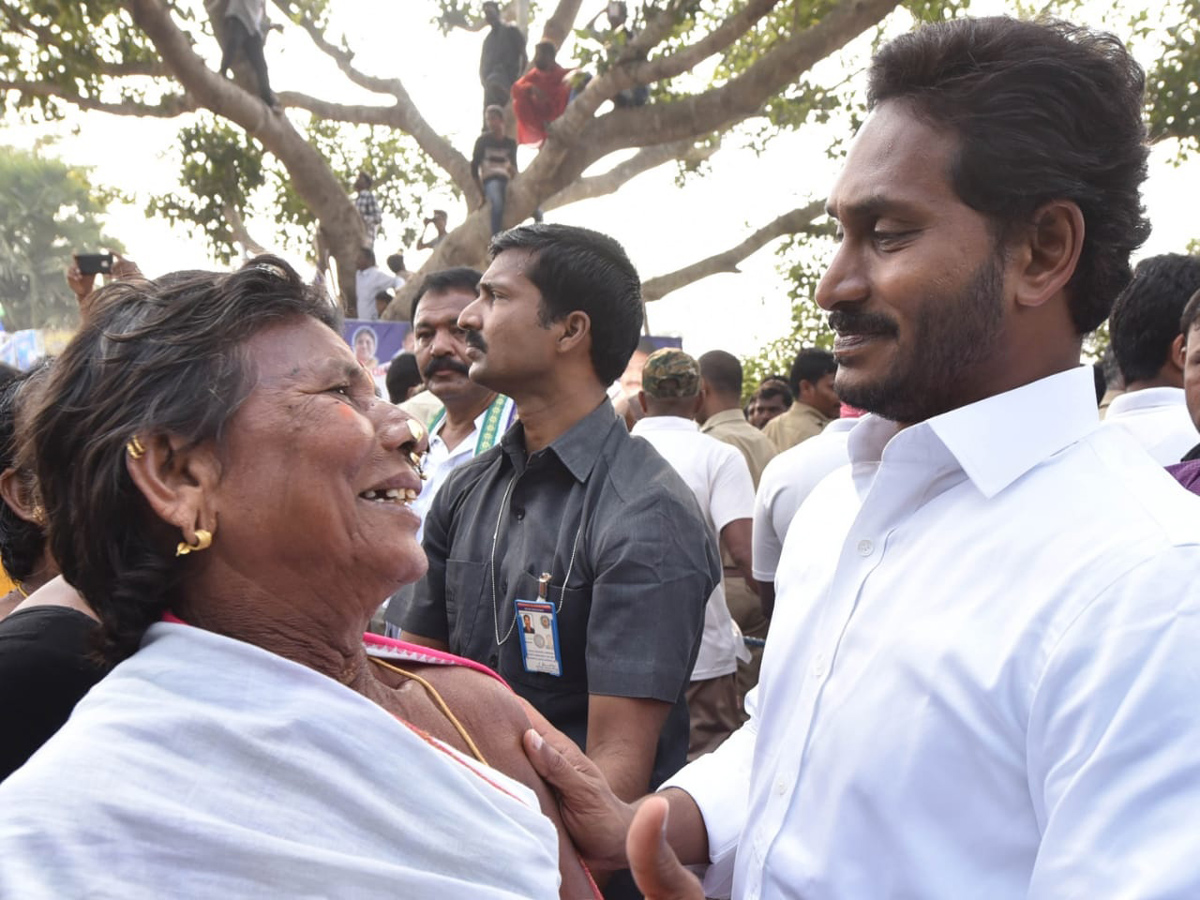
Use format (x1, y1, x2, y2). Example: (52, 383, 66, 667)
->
(515, 381, 608, 455)
(440, 391, 498, 450)
(1125, 376, 1182, 393)
(703, 396, 741, 421)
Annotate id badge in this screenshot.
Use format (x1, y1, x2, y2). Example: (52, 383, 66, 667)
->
(515, 598, 562, 676)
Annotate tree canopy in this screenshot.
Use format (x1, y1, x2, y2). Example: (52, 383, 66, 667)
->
(0, 144, 120, 331)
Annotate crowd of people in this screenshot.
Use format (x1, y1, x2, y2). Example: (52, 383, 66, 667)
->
(2, 11, 1200, 900)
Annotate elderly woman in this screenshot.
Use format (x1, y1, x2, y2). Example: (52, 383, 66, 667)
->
(0, 258, 596, 898)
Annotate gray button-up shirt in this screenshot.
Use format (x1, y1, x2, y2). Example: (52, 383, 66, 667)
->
(406, 399, 719, 787)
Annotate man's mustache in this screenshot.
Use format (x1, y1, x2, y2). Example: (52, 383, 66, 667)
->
(423, 356, 472, 380)
(465, 330, 488, 353)
(828, 309, 899, 338)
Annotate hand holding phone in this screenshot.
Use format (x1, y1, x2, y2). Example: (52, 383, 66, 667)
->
(75, 252, 114, 276)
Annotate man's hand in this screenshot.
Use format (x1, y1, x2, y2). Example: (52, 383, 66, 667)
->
(522, 715, 635, 872)
(627, 797, 705, 900)
(110, 252, 142, 281)
(65, 263, 97, 305)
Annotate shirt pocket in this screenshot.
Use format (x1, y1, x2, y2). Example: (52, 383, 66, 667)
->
(505, 569, 590, 692)
(445, 559, 489, 657)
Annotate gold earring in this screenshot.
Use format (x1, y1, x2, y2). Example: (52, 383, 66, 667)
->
(406, 419, 424, 443)
(127, 435, 146, 460)
(175, 528, 213, 557)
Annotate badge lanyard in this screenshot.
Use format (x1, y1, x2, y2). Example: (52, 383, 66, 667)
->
(489, 473, 583, 651)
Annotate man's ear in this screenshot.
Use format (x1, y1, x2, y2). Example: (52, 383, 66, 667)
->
(556, 310, 592, 356)
(0, 467, 40, 526)
(637, 390, 649, 415)
(1168, 332, 1186, 376)
(125, 433, 221, 547)
(1012, 200, 1085, 311)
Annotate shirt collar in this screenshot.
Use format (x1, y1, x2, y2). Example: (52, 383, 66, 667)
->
(701, 409, 748, 430)
(631, 415, 699, 434)
(429, 402, 490, 450)
(501, 398, 622, 483)
(848, 366, 1100, 500)
(1106, 386, 1185, 415)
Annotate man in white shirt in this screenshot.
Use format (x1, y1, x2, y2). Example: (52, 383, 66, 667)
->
(750, 412, 856, 616)
(354, 246, 402, 321)
(1103, 253, 1200, 464)
(383, 267, 516, 636)
(522, 17, 1200, 900)
(630, 349, 755, 759)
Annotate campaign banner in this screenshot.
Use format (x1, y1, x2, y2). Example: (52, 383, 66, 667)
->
(343, 319, 411, 392)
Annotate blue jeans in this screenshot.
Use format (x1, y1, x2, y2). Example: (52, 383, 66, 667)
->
(483, 177, 507, 236)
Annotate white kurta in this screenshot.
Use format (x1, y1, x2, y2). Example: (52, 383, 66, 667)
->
(0, 623, 560, 899)
(666, 366, 1200, 899)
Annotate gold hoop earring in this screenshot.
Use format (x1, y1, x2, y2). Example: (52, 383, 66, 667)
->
(127, 435, 146, 460)
(175, 528, 213, 557)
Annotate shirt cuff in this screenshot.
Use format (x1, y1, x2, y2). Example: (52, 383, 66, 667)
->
(660, 708, 758, 896)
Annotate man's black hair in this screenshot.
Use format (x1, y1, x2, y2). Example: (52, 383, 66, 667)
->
(490, 224, 642, 384)
(1109, 254, 1200, 383)
(788, 348, 836, 398)
(386, 254, 406, 275)
(868, 17, 1150, 335)
(698, 350, 743, 396)
(755, 382, 793, 408)
(385, 352, 423, 404)
(411, 266, 483, 323)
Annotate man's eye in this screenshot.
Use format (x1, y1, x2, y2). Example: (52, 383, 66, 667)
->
(329, 384, 352, 397)
(873, 230, 911, 247)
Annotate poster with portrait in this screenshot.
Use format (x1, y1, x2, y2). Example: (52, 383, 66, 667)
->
(342, 319, 411, 393)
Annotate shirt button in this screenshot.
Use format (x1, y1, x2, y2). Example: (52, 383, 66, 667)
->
(500, 579, 508, 593)
(812, 654, 826, 679)
(774, 778, 788, 796)
(857, 538, 874, 556)
(488, 654, 499, 669)
(513, 507, 525, 521)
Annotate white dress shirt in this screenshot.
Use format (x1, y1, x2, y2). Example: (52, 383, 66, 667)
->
(666, 367, 1200, 899)
(631, 416, 754, 680)
(1101, 385, 1198, 464)
(751, 417, 856, 583)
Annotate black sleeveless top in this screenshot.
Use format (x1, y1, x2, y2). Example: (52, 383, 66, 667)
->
(0, 606, 110, 781)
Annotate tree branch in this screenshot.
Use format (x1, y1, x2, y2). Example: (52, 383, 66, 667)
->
(540, 0, 584, 46)
(541, 138, 718, 210)
(272, 1, 477, 198)
(223, 203, 270, 257)
(581, 0, 902, 163)
(0, 78, 195, 117)
(125, 0, 367, 302)
(641, 199, 825, 302)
